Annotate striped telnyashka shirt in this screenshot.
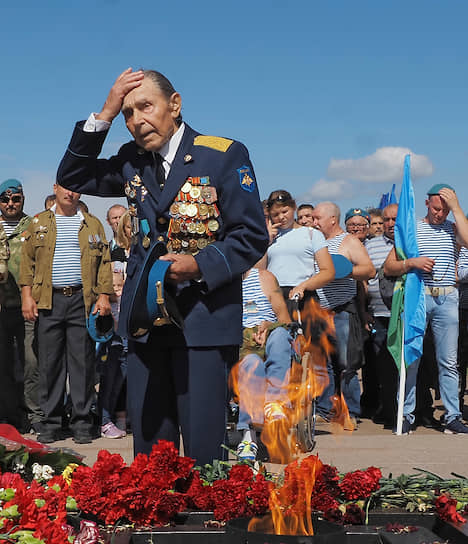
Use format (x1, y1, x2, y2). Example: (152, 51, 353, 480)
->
(316, 232, 356, 310)
(242, 268, 277, 328)
(52, 213, 83, 287)
(417, 219, 457, 288)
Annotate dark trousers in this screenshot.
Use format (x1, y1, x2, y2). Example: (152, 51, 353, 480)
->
(24, 319, 43, 424)
(458, 308, 468, 413)
(127, 336, 238, 465)
(0, 306, 27, 427)
(368, 316, 398, 426)
(37, 291, 95, 434)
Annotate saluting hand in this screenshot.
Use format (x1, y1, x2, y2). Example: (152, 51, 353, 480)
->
(96, 68, 145, 123)
(439, 188, 461, 213)
(160, 254, 201, 284)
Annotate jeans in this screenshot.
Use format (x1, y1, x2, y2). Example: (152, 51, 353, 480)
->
(316, 357, 336, 417)
(99, 336, 128, 425)
(331, 310, 361, 418)
(237, 327, 292, 430)
(403, 290, 460, 424)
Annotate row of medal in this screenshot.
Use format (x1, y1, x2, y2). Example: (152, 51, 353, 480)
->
(167, 177, 220, 255)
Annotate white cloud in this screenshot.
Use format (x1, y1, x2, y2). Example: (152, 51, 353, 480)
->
(327, 147, 434, 183)
(299, 179, 354, 202)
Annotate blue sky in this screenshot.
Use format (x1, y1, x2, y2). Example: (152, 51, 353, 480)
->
(2, 0, 467, 234)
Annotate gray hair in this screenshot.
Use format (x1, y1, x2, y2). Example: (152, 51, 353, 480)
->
(143, 70, 183, 125)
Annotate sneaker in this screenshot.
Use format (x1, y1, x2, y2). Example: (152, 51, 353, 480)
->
(392, 419, 412, 435)
(101, 422, 126, 439)
(236, 440, 258, 461)
(315, 414, 331, 425)
(343, 416, 358, 431)
(264, 402, 288, 422)
(444, 418, 468, 434)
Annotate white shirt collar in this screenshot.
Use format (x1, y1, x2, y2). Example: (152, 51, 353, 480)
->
(155, 122, 185, 171)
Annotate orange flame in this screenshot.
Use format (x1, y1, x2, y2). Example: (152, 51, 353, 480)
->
(248, 455, 324, 535)
(231, 298, 354, 535)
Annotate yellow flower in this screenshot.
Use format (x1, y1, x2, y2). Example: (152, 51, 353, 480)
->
(62, 463, 79, 485)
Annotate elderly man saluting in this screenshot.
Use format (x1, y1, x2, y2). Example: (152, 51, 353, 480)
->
(56, 68, 268, 464)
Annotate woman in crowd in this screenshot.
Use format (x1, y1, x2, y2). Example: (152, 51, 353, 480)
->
(261, 190, 335, 314)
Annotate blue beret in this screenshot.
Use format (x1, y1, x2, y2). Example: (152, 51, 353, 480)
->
(345, 208, 370, 223)
(0, 179, 23, 196)
(427, 183, 455, 196)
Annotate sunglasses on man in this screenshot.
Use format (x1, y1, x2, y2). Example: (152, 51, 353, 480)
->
(0, 194, 23, 204)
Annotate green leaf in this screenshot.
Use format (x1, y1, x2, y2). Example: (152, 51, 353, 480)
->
(66, 496, 77, 511)
(0, 504, 20, 518)
(0, 488, 16, 501)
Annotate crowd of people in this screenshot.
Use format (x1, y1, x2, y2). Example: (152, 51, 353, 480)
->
(234, 183, 468, 459)
(1, 68, 467, 467)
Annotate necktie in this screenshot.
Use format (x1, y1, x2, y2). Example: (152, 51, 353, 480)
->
(154, 153, 166, 190)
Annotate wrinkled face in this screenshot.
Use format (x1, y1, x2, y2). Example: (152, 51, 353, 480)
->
(269, 204, 296, 230)
(297, 207, 314, 227)
(54, 184, 80, 210)
(121, 78, 181, 152)
(346, 216, 369, 241)
(426, 195, 450, 225)
(369, 214, 384, 236)
(312, 206, 336, 236)
(383, 205, 398, 239)
(0, 191, 24, 220)
(107, 206, 126, 234)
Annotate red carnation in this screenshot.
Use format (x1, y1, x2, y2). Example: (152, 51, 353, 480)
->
(339, 467, 381, 500)
(435, 494, 467, 524)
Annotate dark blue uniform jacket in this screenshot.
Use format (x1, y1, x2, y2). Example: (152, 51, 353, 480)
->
(57, 122, 268, 347)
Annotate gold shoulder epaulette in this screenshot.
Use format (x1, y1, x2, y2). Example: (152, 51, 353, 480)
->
(193, 135, 233, 153)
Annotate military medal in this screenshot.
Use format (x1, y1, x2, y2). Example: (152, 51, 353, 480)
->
(187, 222, 197, 234)
(201, 187, 212, 202)
(179, 221, 188, 233)
(132, 174, 142, 186)
(199, 203, 209, 216)
(208, 219, 219, 232)
(197, 238, 208, 249)
(172, 239, 182, 252)
(195, 222, 206, 235)
(181, 181, 192, 193)
(188, 239, 198, 253)
(181, 239, 189, 249)
(170, 202, 179, 215)
(172, 219, 181, 233)
(189, 186, 201, 199)
(178, 203, 188, 216)
(140, 219, 151, 249)
(186, 203, 198, 217)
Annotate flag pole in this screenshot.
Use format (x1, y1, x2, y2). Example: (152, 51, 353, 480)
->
(396, 323, 406, 435)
